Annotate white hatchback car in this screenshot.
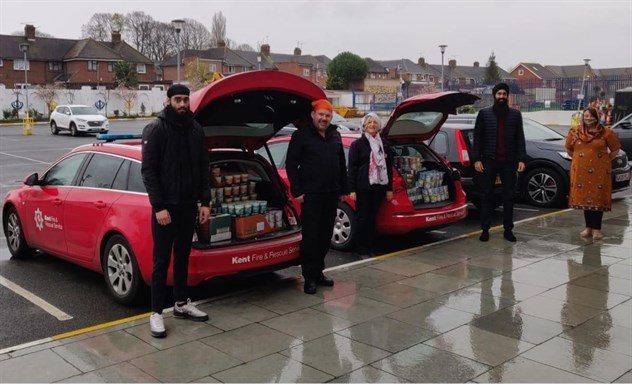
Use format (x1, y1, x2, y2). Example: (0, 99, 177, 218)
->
(49, 105, 109, 136)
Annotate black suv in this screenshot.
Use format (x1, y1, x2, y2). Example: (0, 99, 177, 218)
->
(428, 115, 631, 208)
(561, 99, 586, 111)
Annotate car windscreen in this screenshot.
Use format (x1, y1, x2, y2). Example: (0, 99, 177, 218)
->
(523, 119, 564, 141)
(71, 106, 100, 115)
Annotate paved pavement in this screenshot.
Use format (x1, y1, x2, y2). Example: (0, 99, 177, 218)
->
(1, 199, 631, 383)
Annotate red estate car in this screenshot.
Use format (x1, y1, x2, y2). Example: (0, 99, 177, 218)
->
(2, 71, 324, 304)
(260, 92, 479, 251)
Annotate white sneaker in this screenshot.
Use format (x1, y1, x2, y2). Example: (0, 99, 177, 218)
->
(174, 298, 209, 322)
(149, 313, 166, 338)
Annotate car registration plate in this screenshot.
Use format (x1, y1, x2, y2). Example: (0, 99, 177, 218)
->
(615, 172, 631, 182)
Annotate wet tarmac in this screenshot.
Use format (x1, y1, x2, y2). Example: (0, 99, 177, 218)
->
(1, 198, 631, 383)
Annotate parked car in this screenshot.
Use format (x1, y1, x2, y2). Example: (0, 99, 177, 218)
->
(49, 105, 109, 136)
(429, 114, 631, 208)
(258, 92, 479, 251)
(611, 112, 632, 160)
(561, 99, 586, 111)
(3, 71, 326, 304)
(331, 111, 361, 131)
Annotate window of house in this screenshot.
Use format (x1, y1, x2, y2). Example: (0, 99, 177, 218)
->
(153, 85, 164, 91)
(209, 63, 217, 72)
(0, 59, 3, 67)
(138, 84, 150, 90)
(303, 68, 310, 77)
(48, 61, 62, 71)
(108, 62, 114, 72)
(227, 66, 235, 73)
(88, 61, 98, 71)
(13, 59, 29, 71)
(518, 69, 524, 76)
(136, 63, 146, 74)
(370, 73, 376, 79)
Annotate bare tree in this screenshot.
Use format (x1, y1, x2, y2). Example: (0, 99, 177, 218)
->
(34, 84, 62, 115)
(209, 11, 227, 48)
(180, 18, 212, 50)
(146, 21, 175, 63)
(81, 13, 125, 40)
(115, 85, 138, 116)
(124, 11, 155, 56)
(235, 43, 255, 52)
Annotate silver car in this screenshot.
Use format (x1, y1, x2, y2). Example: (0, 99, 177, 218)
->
(49, 105, 109, 136)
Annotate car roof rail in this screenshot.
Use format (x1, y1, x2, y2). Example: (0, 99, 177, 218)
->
(96, 133, 142, 143)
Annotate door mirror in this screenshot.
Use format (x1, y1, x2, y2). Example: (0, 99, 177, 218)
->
(24, 172, 40, 186)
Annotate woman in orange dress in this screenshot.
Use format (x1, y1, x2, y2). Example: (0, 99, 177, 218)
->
(565, 107, 621, 240)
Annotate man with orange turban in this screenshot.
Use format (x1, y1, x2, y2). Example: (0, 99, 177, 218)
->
(285, 99, 348, 294)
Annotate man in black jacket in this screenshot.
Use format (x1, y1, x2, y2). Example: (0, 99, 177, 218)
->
(141, 84, 211, 338)
(286, 99, 349, 294)
(472, 82, 526, 242)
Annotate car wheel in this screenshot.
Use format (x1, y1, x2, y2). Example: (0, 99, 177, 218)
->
(70, 123, 78, 137)
(3, 206, 36, 259)
(102, 234, 143, 305)
(523, 167, 567, 208)
(330, 202, 356, 251)
(50, 121, 59, 135)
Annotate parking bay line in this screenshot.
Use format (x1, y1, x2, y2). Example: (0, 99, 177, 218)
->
(0, 275, 73, 321)
(0, 151, 50, 164)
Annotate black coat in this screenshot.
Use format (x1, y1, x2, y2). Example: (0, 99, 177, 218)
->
(285, 123, 349, 198)
(141, 110, 211, 211)
(472, 107, 526, 162)
(347, 134, 394, 193)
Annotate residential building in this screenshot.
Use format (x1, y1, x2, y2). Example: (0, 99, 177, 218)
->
(0, 25, 160, 89)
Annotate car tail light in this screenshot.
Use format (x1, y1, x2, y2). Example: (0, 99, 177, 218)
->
(455, 130, 471, 167)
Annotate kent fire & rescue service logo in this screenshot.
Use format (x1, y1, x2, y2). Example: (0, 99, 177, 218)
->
(34, 208, 44, 231)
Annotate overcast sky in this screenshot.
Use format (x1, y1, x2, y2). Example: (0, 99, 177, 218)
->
(1, 0, 630, 71)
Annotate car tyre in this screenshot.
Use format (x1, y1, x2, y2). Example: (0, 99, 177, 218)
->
(102, 234, 143, 305)
(3, 206, 36, 259)
(330, 202, 356, 251)
(50, 121, 59, 135)
(523, 167, 567, 208)
(70, 123, 78, 137)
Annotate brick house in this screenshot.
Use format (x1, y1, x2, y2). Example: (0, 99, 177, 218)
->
(160, 43, 330, 89)
(0, 25, 160, 89)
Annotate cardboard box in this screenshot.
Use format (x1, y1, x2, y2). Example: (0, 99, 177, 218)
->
(234, 214, 273, 239)
(209, 214, 231, 235)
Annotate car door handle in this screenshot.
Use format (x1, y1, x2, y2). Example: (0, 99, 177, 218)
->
(52, 199, 63, 206)
(93, 201, 107, 208)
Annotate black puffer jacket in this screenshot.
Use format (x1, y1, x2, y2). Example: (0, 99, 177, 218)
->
(285, 123, 349, 198)
(471, 107, 526, 162)
(141, 109, 211, 211)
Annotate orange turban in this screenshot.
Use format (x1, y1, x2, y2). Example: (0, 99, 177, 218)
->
(311, 99, 333, 112)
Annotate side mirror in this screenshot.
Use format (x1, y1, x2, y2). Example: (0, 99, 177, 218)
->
(24, 172, 40, 186)
(620, 121, 632, 129)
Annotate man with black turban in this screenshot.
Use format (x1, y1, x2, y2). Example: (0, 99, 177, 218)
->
(471, 82, 526, 242)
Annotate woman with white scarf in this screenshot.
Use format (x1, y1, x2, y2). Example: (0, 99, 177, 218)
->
(347, 113, 393, 257)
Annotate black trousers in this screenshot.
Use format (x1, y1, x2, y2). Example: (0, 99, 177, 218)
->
(355, 185, 387, 254)
(151, 203, 197, 314)
(476, 158, 518, 231)
(584, 210, 604, 230)
(300, 194, 338, 280)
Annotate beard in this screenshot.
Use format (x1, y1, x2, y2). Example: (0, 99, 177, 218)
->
(164, 105, 193, 126)
(493, 97, 509, 114)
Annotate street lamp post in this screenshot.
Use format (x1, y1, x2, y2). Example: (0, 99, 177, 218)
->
(19, 42, 33, 135)
(171, 19, 185, 84)
(439, 45, 447, 92)
(578, 58, 591, 111)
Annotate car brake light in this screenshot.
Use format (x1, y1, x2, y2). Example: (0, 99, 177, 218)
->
(455, 130, 471, 167)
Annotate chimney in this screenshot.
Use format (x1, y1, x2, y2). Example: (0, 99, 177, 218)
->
(293, 47, 301, 56)
(217, 40, 226, 48)
(449, 59, 456, 69)
(112, 31, 121, 44)
(260, 44, 270, 57)
(418, 57, 425, 67)
(25, 24, 36, 41)
(473, 61, 479, 68)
